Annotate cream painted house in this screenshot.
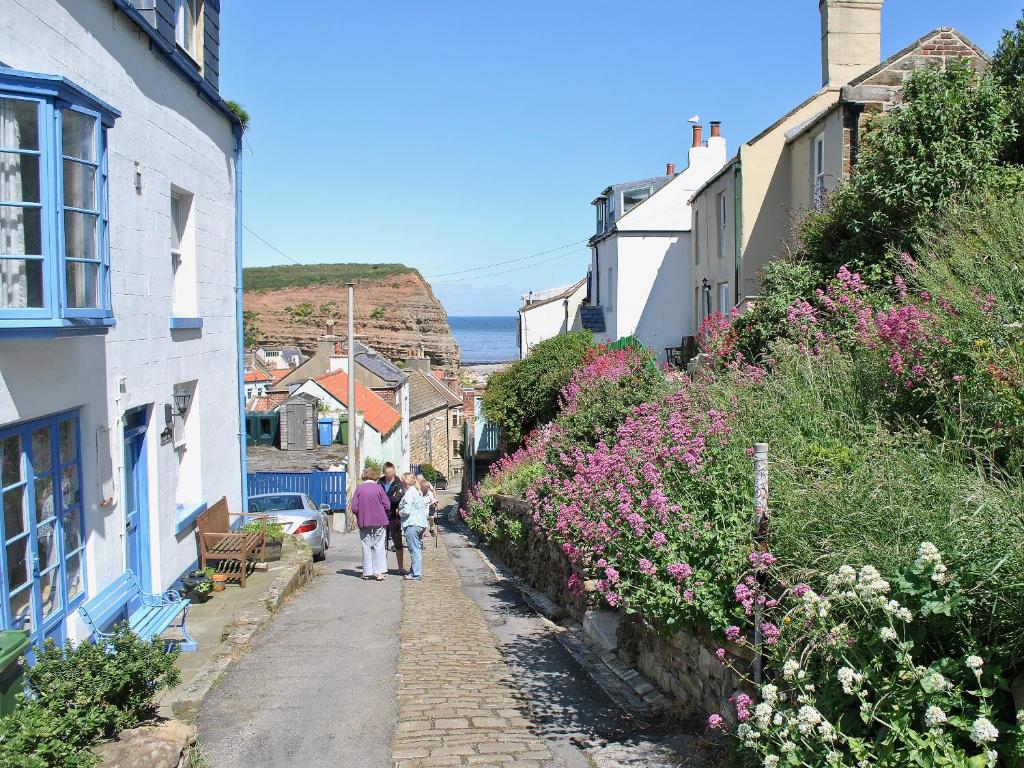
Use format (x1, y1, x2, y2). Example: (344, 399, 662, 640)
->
(517, 278, 587, 359)
(689, 0, 986, 327)
(579, 122, 729, 360)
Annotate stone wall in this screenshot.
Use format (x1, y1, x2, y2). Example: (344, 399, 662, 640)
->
(411, 408, 454, 478)
(488, 495, 748, 720)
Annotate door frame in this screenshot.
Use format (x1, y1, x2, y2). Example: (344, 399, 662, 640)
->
(122, 408, 151, 593)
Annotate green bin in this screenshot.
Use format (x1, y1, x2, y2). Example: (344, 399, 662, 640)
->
(0, 630, 29, 716)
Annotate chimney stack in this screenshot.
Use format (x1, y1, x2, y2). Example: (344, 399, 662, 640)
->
(820, 0, 883, 88)
(691, 123, 703, 148)
(666, 162, 676, 176)
(326, 320, 335, 336)
(710, 121, 721, 138)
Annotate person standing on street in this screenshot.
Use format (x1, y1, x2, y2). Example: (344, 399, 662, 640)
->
(418, 474, 438, 542)
(378, 462, 406, 575)
(351, 466, 391, 581)
(399, 473, 428, 580)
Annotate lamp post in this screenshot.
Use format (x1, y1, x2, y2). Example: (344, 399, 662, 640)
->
(702, 277, 712, 320)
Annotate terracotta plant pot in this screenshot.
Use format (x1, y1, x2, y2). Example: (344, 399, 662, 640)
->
(210, 573, 229, 591)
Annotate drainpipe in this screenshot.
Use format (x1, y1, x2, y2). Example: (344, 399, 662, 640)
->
(234, 126, 248, 511)
(733, 161, 743, 309)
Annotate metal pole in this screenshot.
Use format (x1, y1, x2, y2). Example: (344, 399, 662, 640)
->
(340, 282, 356, 534)
(752, 442, 768, 686)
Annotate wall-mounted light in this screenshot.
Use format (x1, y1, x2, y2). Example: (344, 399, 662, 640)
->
(172, 387, 192, 416)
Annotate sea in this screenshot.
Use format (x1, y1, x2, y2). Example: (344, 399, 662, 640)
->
(449, 316, 518, 365)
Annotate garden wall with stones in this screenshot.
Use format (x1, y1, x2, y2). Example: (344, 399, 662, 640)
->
(487, 495, 748, 721)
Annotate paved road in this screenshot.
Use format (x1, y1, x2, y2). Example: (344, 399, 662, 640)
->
(197, 526, 402, 768)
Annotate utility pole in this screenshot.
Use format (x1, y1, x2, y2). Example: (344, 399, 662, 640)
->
(339, 281, 357, 534)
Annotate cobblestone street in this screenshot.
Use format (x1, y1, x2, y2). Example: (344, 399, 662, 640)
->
(198, 493, 714, 768)
(392, 530, 554, 767)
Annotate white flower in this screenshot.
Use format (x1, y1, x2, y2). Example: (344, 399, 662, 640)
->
(987, 750, 998, 768)
(924, 706, 947, 727)
(754, 702, 773, 728)
(926, 671, 953, 693)
(797, 705, 822, 734)
(970, 717, 999, 745)
(932, 563, 949, 583)
(1017, 709, 1024, 726)
(760, 683, 779, 705)
(780, 740, 797, 753)
(966, 655, 984, 671)
(837, 666, 863, 694)
(855, 565, 891, 599)
(917, 541, 941, 565)
(831, 564, 857, 587)
(773, 712, 784, 726)
(764, 757, 779, 768)
(818, 721, 837, 742)
(898, 607, 914, 623)
(783, 659, 800, 680)
(880, 627, 899, 642)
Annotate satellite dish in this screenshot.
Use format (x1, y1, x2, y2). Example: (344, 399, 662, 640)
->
(687, 114, 700, 124)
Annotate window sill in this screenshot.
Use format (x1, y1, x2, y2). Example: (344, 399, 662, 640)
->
(0, 317, 115, 339)
(169, 316, 203, 330)
(174, 501, 208, 535)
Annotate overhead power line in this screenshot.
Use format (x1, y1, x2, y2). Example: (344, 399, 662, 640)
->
(243, 225, 304, 266)
(422, 239, 588, 279)
(433, 247, 590, 284)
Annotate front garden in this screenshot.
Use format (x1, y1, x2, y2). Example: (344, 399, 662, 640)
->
(464, 28, 1024, 768)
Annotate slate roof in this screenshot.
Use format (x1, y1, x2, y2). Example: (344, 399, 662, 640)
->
(313, 370, 402, 436)
(409, 370, 461, 420)
(354, 341, 407, 387)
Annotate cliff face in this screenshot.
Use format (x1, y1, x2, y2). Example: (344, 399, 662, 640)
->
(243, 270, 460, 370)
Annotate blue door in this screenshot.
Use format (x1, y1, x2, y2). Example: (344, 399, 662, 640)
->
(122, 409, 150, 593)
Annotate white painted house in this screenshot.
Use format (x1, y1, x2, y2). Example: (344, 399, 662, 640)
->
(517, 278, 587, 359)
(0, 0, 244, 648)
(579, 123, 728, 360)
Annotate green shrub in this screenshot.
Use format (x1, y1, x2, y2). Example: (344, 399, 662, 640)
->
(482, 331, 592, 444)
(799, 61, 1017, 273)
(417, 463, 440, 483)
(0, 625, 181, 768)
(363, 457, 382, 477)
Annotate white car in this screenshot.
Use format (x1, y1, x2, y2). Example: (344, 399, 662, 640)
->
(246, 492, 331, 561)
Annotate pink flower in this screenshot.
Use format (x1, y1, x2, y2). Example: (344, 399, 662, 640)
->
(650, 531, 668, 548)
(667, 562, 693, 582)
(760, 622, 781, 645)
(638, 559, 657, 576)
(715, 648, 726, 663)
(725, 626, 741, 641)
(708, 714, 724, 730)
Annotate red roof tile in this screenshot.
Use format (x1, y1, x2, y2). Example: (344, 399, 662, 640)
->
(248, 393, 288, 412)
(245, 368, 273, 383)
(313, 369, 402, 436)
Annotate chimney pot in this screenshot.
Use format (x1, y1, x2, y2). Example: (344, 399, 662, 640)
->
(691, 124, 703, 148)
(334, 341, 342, 355)
(666, 162, 676, 176)
(326, 320, 335, 336)
(710, 121, 721, 138)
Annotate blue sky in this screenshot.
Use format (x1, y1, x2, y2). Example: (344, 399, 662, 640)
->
(222, 1, 1020, 316)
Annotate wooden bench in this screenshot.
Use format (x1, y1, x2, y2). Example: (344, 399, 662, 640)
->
(79, 570, 196, 652)
(196, 496, 264, 587)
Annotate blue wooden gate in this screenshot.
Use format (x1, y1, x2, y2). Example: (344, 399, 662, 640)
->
(247, 471, 347, 510)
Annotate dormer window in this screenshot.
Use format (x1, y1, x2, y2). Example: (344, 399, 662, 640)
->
(175, 0, 202, 62)
(595, 198, 609, 234)
(622, 186, 652, 214)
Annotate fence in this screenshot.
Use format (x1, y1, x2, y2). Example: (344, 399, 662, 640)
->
(246, 470, 347, 510)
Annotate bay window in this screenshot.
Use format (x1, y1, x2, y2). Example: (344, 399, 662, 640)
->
(0, 69, 119, 332)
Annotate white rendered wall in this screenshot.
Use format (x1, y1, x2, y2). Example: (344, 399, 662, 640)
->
(0, 0, 241, 639)
(519, 282, 586, 358)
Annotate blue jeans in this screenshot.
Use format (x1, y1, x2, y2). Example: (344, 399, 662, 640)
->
(404, 526, 424, 578)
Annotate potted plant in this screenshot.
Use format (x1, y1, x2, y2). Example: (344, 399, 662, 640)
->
(183, 567, 215, 602)
(210, 572, 229, 591)
(241, 518, 287, 562)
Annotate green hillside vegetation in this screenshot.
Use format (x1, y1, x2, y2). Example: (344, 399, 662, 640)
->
(243, 263, 417, 292)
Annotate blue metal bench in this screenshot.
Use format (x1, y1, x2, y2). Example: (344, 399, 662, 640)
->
(78, 571, 196, 652)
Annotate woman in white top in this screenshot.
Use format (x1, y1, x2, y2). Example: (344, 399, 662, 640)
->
(398, 473, 428, 580)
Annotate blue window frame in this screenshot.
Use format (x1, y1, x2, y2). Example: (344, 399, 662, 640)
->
(0, 411, 86, 648)
(0, 68, 119, 334)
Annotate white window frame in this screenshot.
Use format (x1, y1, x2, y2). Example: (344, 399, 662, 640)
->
(813, 131, 826, 211)
(622, 186, 653, 215)
(718, 282, 730, 314)
(175, 0, 202, 62)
